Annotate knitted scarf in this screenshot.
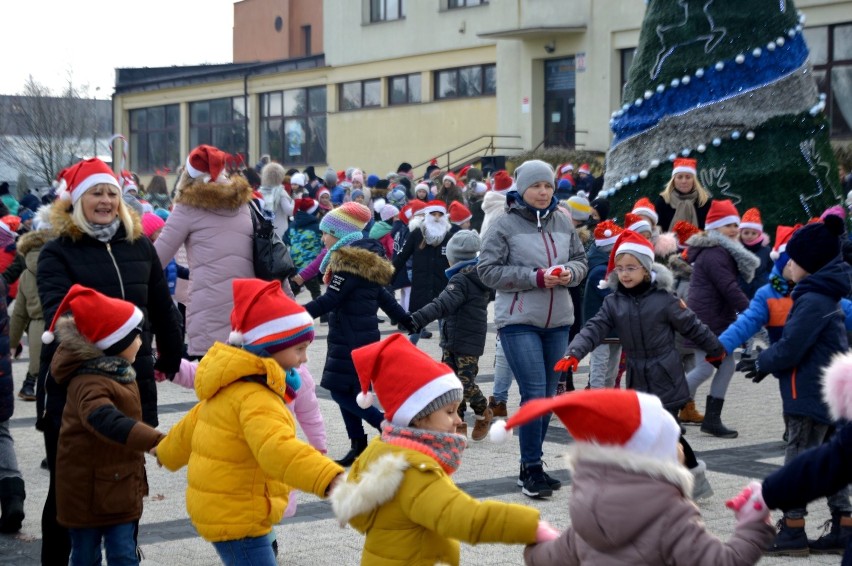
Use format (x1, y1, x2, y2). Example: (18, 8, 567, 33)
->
(669, 189, 699, 228)
(381, 421, 467, 475)
(74, 356, 137, 384)
(319, 232, 363, 276)
(85, 218, 121, 243)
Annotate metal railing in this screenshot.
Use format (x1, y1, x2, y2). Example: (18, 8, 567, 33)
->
(410, 134, 523, 178)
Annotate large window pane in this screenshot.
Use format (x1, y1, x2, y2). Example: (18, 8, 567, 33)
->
(210, 99, 230, 124)
(364, 80, 381, 107)
(308, 87, 326, 113)
(437, 70, 457, 98)
(804, 26, 828, 65)
(835, 24, 852, 61)
(267, 92, 283, 116)
(341, 82, 362, 110)
(232, 97, 246, 121)
(284, 89, 305, 116)
(130, 110, 145, 130)
(260, 87, 326, 164)
(459, 66, 482, 97)
(148, 106, 165, 129)
(129, 105, 180, 174)
(285, 119, 306, 159)
(830, 66, 852, 137)
(191, 101, 209, 125)
(484, 65, 496, 95)
(308, 115, 326, 163)
(390, 77, 407, 105)
(166, 105, 180, 127)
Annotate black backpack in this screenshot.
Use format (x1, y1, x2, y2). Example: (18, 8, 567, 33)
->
(248, 199, 296, 281)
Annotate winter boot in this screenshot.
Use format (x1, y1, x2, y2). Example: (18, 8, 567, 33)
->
(519, 463, 553, 499)
(700, 396, 738, 438)
(678, 399, 704, 425)
(470, 408, 493, 442)
(517, 464, 561, 491)
(488, 396, 507, 418)
(766, 517, 809, 556)
(18, 373, 37, 401)
(809, 513, 852, 554)
(335, 436, 369, 467)
(0, 476, 25, 533)
(689, 460, 714, 500)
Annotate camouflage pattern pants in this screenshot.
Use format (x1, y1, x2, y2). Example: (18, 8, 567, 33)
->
(442, 350, 487, 417)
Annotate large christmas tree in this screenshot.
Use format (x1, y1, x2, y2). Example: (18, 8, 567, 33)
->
(602, 0, 842, 228)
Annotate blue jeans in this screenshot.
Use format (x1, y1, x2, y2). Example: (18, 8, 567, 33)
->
(330, 389, 384, 440)
(213, 535, 277, 566)
(492, 335, 515, 404)
(499, 324, 571, 465)
(69, 521, 138, 566)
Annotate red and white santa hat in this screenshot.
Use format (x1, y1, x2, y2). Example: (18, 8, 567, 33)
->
(449, 201, 472, 225)
(624, 212, 651, 235)
(42, 284, 143, 354)
(598, 229, 655, 289)
(560, 163, 574, 175)
(770, 224, 802, 261)
(672, 220, 700, 250)
(422, 200, 448, 216)
(631, 197, 658, 224)
(593, 220, 623, 247)
(55, 158, 121, 205)
(352, 334, 463, 427)
(185, 144, 232, 182)
(491, 389, 682, 462)
(296, 197, 320, 215)
(401, 200, 427, 223)
(672, 157, 697, 176)
(704, 199, 740, 230)
(442, 173, 457, 186)
(492, 170, 514, 194)
(228, 278, 314, 355)
(119, 170, 139, 195)
(578, 163, 591, 175)
(739, 207, 763, 232)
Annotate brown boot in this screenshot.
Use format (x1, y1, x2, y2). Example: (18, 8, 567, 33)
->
(471, 408, 494, 442)
(679, 399, 704, 425)
(456, 423, 468, 437)
(488, 396, 507, 418)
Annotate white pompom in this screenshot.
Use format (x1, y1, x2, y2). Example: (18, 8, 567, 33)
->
(597, 279, 609, 290)
(356, 391, 374, 409)
(770, 250, 780, 261)
(489, 420, 512, 443)
(42, 330, 55, 344)
(604, 229, 612, 237)
(59, 190, 71, 202)
(228, 330, 244, 345)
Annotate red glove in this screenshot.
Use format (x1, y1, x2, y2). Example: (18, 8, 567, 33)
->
(554, 356, 579, 373)
(705, 352, 726, 369)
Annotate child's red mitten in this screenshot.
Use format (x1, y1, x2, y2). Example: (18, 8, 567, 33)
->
(554, 356, 579, 373)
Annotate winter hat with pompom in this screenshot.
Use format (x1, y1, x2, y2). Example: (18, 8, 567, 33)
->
(594, 220, 623, 248)
(55, 158, 120, 204)
(492, 170, 514, 194)
(770, 224, 801, 272)
(786, 215, 845, 274)
(352, 334, 462, 427)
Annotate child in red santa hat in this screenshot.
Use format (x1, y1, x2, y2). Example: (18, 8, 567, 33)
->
(331, 334, 557, 566)
(494, 389, 773, 565)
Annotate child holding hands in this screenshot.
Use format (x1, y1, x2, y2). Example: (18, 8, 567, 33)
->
(153, 279, 344, 565)
(44, 285, 164, 565)
(331, 334, 557, 566)
(500, 389, 774, 565)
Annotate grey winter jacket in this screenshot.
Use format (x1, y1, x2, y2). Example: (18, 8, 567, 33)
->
(524, 444, 774, 565)
(565, 266, 723, 411)
(478, 196, 588, 330)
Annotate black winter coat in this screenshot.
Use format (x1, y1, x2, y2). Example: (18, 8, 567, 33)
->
(0, 280, 12, 422)
(654, 195, 712, 232)
(37, 205, 183, 428)
(389, 220, 411, 290)
(392, 222, 458, 312)
(411, 259, 490, 357)
(305, 239, 407, 394)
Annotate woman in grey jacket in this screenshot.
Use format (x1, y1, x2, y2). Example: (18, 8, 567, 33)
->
(478, 160, 588, 499)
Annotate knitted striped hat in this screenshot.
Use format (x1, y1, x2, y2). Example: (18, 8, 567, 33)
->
(228, 278, 314, 355)
(319, 202, 372, 239)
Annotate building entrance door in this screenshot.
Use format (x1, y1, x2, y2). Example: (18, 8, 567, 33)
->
(544, 57, 576, 148)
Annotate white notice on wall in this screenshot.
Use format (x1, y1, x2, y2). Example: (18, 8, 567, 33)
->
(521, 96, 530, 113)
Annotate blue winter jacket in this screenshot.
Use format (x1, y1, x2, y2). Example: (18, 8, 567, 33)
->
(164, 259, 189, 298)
(720, 267, 852, 354)
(581, 243, 611, 325)
(757, 258, 851, 424)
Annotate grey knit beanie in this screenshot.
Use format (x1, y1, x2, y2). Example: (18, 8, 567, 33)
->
(446, 229, 481, 265)
(513, 160, 555, 196)
(323, 167, 337, 187)
(412, 388, 464, 423)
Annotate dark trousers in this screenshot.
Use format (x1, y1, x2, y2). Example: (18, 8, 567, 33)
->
(41, 418, 70, 566)
(329, 390, 384, 440)
(442, 350, 487, 417)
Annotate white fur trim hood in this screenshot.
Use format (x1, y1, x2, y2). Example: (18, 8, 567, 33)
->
(330, 452, 409, 526)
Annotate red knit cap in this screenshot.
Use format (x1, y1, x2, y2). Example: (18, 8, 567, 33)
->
(705, 199, 740, 230)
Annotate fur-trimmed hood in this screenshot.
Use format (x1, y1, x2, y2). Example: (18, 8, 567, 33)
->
(686, 230, 760, 283)
(16, 228, 53, 257)
(50, 316, 108, 384)
(48, 200, 142, 242)
(174, 175, 253, 211)
(331, 451, 410, 526)
(327, 241, 394, 286)
(601, 262, 674, 292)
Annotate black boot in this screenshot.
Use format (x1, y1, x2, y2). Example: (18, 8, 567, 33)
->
(700, 395, 738, 438)
(767, 517, 808, 556)
(809, 513, 852, 554)
(18, 373, 36, 401)
(0, 476, 25, 533)
(335, 436, 369, 467)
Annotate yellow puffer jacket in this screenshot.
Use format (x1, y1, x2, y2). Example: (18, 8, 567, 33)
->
(157, 342, 343, 542)
(331, 438, 539, 565)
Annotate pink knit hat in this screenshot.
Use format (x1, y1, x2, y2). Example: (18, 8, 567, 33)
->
(141, 212, 165, 239)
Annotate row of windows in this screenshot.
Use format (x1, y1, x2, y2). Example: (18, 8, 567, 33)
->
(370, 0, 487, 23)
(340, 64, 495, 109)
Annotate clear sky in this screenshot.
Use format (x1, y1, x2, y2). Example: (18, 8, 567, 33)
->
(3, 0, 235, 98)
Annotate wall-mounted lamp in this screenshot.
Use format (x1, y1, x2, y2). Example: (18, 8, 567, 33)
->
(544, 40, 556, 54)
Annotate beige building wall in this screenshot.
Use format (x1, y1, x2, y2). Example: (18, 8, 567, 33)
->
(115, 0, 852, 184)
(233, 0, 323, 62)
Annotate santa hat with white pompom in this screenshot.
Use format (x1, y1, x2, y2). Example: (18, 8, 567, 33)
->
(593, 220, 623, 248)
(489, 389, 682, 463)
(351, 334, 463, 427)
(228, 278, 314, 356)
(55, 158, 121, 204)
